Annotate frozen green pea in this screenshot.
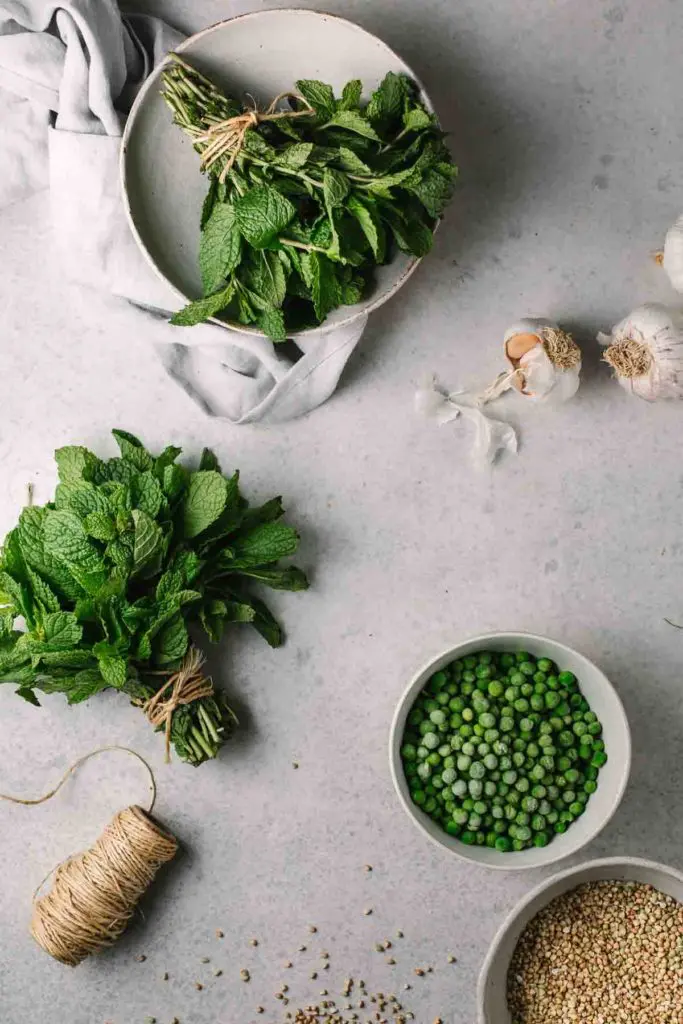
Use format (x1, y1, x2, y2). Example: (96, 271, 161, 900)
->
(423, 732, 439, 749)
(469, 761, 486, 780)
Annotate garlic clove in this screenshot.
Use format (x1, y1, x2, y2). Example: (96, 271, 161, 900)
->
(662, 214, 683, 293)
(504, 318, 581, 402)
(600, 302, 683, 401)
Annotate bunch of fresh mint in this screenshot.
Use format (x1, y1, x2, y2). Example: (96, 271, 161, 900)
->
(0, 431, 308, 765)
(162, 56, 457, 340)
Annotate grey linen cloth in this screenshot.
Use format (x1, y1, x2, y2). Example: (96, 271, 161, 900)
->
(0, 0, 367, 423)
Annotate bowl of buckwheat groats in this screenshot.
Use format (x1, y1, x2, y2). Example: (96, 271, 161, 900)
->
(477, 855, 683, 1024)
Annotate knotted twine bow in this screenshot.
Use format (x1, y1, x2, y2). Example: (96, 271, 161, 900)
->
(162, 53, 315, 182)
(142, 647, 215, 762)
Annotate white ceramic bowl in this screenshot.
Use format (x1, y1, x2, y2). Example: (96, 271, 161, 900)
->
(121, 9, 434, 337)
(389, 632, 631, 870)
(477, 856, 683, 1023)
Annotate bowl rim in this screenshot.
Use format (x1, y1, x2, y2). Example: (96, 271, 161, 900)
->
(475, 854, 683, 1023)
(120, 7, 433, 338)
(388, 630, 632, 872)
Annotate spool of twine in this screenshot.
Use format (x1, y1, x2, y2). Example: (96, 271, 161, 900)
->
(0, 747, 178, 966)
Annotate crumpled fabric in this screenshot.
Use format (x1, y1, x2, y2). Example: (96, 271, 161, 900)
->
(415, 376, 518, 466)
(0, 0, 366, 423)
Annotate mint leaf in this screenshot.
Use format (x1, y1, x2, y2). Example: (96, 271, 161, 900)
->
(248, 597, 283, 647)
(200, 177, 217, 229)
(200, 202, 242, 294)
(336, 147, 373, 175)
(339, 79, 362, 110)
(300, 252, 340, 321)
(131, 471, 164, 519)
(323, 168, 350, 209)
(409, 167, 454, 217)
(248, 250, 287, 309)
(183, 471, 228, 539)
(230, 522, 300, 568)
(162, 463, 187, 500)
(323, 110, 381, 141)
(43, 611, 83, 650)
(171, 281, 236, 327)
(295, 79, 336, 121)
(403, 106, 434, 132)
(366, 71, 409, 131)
(259, 308, 287, 342)
(26, 568, 60, 614)
(98, 656, 127, 688)
(55, 481, 111, 518)
(16, 686, 40, 706)
(17, 508, 85, 603)
(43, 510, 104, 571)
(278, 142, 314, 169)
(347, 195, 385, 261)
(234, 186, 296, 249)
(39, 649, 94, 668)
(112, 430, 154, 471)
(199, 448, 220, 473)
(154, 613, 189, 665)
(55, 446, 99, 484)
(382, 204, 434, 257)
(131, 510, 163, 574)
(84, 511, 117, 542)
(234, 566, 309, 591)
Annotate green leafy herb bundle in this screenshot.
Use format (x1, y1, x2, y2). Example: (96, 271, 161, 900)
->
(161, 55, 457, 340)
(0, 431, 308, 765)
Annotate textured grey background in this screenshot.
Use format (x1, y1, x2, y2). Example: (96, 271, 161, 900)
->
(1, 1, 683, 1022)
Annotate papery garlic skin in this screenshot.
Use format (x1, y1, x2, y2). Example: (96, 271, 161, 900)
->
(504, 318, 581, 404)
(662, 214, 683, 293)
(599, 303, 683, 401)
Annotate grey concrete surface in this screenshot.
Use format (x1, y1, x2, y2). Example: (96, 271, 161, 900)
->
(1, 1, 683, 1022)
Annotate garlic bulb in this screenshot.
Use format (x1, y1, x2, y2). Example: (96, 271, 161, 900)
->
(598, 303, 683, 401)
(503, 318, 581, 403)
(662, 214, 683, 293)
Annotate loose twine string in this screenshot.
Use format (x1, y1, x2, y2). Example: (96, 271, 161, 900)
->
(142, 647, 214, 763)
(0, 747, 177, 966)
(168, 54, 314, 181)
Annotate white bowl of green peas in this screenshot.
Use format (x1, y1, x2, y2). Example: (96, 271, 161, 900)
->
(389, 632, 631, 870)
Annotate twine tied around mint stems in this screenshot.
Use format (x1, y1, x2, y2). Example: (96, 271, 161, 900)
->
(139, 647, 238, 765)
(161, 53, 315, 182)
